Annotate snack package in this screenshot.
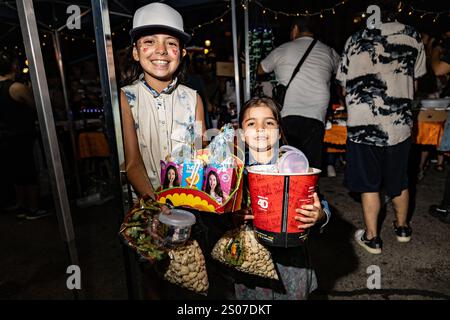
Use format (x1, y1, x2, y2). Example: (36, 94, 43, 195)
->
(160, 161, 183, 190)
(211, 225, 278, 280)
(181, 159, 204, 190)
(206, 123, 235, 163)
(119, 196, 168, 263)
(164, 240, 209, 295)
(170, 144, 194, 164)
(203, 163, 235, 204)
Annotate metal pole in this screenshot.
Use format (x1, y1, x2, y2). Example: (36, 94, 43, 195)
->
(52, 31, 82, 198)
(16, 0, 81, 299)
(244, 0, 250, 101)
(231, 0, 242, 114)
(91, 0, 140, 300)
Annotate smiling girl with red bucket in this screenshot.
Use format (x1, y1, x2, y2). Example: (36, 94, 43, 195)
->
(234, 97, 331, 300)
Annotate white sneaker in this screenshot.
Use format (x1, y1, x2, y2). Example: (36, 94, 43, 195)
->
(327, 165, 336, 177)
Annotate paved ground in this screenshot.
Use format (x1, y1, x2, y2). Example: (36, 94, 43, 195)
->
(310, 159, 450, 300)
(1, 152, 449, 300)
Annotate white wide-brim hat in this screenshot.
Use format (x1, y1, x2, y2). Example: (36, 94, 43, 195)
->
(129, 2, 191, 44)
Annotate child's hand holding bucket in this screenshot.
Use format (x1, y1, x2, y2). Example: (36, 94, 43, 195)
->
(230, 208, 255, 227)
(294, 193, 325, 230)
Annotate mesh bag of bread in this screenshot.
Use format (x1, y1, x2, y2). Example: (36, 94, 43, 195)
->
(211, 225, 278, 280)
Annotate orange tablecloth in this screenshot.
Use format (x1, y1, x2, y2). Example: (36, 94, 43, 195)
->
(324, 125, 347, 153)
(323, 121, 446, 152)
(78, 132, 111, 159)
(413, 121, 445, 146)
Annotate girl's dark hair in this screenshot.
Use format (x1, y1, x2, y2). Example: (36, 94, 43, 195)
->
(205, 170, 223, 199)
(238, 96, 288, 145)
(0, 50, 17, 76)
(163, 165, 180, 189)
(121, 38, 187, 86)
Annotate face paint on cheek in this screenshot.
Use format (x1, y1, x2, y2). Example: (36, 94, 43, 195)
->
(171, 49, 179, 56)
(142, 47, 148, 53)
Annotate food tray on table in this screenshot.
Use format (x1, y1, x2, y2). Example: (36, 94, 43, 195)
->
(420, 98, 450, 109)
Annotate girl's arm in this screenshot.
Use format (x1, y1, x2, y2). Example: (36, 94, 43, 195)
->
(120, 90, 155, 198)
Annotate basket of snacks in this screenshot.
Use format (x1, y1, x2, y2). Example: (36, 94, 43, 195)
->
(156, 124, 245, 214)
(119, 196, 210, 294)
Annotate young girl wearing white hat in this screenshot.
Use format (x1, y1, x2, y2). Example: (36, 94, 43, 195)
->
(121, 2, 206, 199)
(121, 3, 237, 300)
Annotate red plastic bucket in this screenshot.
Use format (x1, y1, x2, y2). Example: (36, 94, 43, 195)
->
(247, 166, 321, 247)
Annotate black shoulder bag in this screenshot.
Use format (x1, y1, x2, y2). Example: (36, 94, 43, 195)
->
(272, 38, 317, 110)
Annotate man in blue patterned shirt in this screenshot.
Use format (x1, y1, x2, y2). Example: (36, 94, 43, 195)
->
(336, 1, 426, 254)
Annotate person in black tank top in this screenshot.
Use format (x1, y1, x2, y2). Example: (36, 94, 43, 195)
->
(0, 50, 51, 220)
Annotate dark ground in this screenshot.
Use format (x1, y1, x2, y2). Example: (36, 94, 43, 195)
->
(1, 150, 449, 300)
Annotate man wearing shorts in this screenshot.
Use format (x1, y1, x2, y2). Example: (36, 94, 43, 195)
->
(336, 3, 426, 254)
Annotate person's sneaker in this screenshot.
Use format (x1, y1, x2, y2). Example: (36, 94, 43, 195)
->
(429, 204, 449, 219)
(417, 170, 425, 181)
(10, 206, 28, 219)
(25, 208, 53, 220)
(16, 212, 27, 219)
(327, 165, 336, 177)
(354, 229, 382, 254)
(393, 221, 412, 243)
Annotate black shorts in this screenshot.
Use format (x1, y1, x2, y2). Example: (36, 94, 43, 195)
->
(344, 138, 411, 198)
(5, 135, 38, 185)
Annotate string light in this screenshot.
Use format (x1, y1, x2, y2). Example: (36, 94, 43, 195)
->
(190, 8, 231, 34)
(407, 6, 450, 19)
(251, 0, 349, 18)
